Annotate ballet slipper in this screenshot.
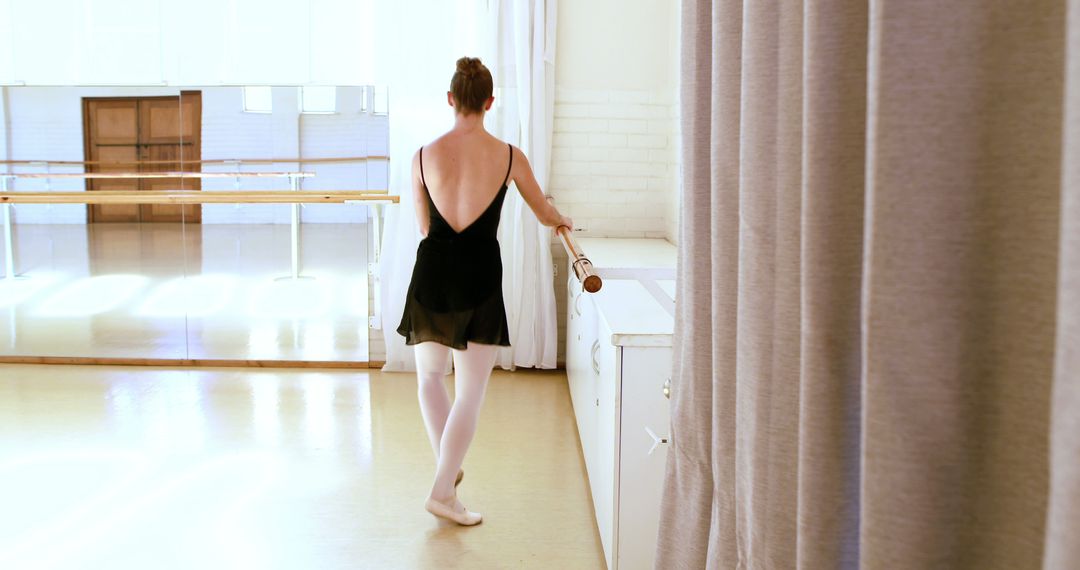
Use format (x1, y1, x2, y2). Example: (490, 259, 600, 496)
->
(425, 494, 483, 526)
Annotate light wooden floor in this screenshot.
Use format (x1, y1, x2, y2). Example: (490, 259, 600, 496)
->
(0, 365, 605, 570)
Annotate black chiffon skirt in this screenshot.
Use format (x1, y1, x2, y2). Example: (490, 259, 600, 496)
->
(396, 236, 511, 350)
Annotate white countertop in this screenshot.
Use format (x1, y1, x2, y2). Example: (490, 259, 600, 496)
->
(577, 238, 677, 280)
(591, 279, 675, 347)
(566, 237, 679, 347)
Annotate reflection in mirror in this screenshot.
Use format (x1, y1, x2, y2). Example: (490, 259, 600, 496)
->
(0, 86, 389, 363)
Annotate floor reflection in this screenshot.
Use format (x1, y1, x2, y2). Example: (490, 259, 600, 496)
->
(0, 223, 370, 362)
(137, 274, 237, 317)
(35, 274, 149, 317)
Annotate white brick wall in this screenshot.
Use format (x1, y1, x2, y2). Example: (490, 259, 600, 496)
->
(200, 86, 390, 224)
(550, 87, 677, 241)
(547, 86, 680, 366)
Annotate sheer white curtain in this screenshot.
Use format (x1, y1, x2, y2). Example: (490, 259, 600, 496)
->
(486, 0, 559, 371)
(377, 0, 559, 372)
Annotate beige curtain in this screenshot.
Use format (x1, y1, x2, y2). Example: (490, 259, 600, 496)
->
(1047, 1, 1080, 566)
(658, 0, 1080, 568)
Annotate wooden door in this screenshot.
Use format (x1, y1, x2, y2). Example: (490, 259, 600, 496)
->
(83, 99, 140, 223)
(84, 92, 202, 223)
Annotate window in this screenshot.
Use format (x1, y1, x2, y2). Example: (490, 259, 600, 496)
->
(300, 86, 336, 114)
(372, 85, 388, 115)
(243, 86, 272, 113)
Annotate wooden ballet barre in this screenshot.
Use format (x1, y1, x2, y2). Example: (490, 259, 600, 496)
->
(204, 156, 389, 165)
(558, 225, 602, 293)
(0, 172, 315, 179)
(0, 190, 398, 205)
(0, 156, 389, 166)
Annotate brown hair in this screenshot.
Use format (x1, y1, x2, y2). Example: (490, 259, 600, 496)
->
(450, 57, 493, 115)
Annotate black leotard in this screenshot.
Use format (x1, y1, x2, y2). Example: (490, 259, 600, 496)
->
(395, 143, 513, 349)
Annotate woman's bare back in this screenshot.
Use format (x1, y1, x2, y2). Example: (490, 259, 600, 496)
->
(420, 131, 512, 234)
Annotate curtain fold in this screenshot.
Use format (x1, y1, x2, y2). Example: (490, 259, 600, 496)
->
(1046, 0, 1080, 566)
(655, 0, 728, 566)
(658, 1, 1078, 567)
(795, 0, 867, 567)
(861, 2, 1063, 567)
(733, 0, 803, 566)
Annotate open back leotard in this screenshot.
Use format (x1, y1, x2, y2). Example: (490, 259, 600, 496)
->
(395, 143, 513, 349)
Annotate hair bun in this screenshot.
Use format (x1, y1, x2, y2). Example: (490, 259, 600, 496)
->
(450, 56, 493, 115)
(456, 57, 484, 79)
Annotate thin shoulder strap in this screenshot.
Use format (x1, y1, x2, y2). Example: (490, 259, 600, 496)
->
(502, 143, 513, 188)
(419, 146, 428, 189)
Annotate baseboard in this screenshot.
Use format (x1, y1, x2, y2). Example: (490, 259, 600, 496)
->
(0, 356, 386, 370)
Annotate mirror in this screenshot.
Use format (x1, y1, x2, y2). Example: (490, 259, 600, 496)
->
(0, 85, 390, 363)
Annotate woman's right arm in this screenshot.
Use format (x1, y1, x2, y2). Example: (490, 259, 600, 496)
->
(509, 145, 573, 229)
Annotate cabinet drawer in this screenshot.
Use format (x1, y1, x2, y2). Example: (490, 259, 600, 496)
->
(615, 346, 673, 570)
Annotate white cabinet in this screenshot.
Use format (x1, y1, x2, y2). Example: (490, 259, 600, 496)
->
(567, 274, 600, 496)
(565, 238, 676, 570)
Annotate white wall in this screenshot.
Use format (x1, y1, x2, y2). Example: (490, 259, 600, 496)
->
(298, 88, 389, 222)
(551, 0, 679, 242)
(0, 0, 377, 85)
(549, 0, 680, 365)
(556, 0, 679, 92)
(199, 86, 389, 224)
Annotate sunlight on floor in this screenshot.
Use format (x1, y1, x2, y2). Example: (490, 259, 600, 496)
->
(0, 365, 604, 569)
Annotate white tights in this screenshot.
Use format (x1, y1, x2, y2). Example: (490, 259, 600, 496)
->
(414, 341, 498, 501)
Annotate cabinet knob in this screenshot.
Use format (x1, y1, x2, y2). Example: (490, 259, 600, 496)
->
(663, 378, 671, 399)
